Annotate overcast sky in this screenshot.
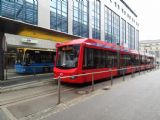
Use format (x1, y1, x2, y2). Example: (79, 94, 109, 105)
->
(127, 0, 160, 41)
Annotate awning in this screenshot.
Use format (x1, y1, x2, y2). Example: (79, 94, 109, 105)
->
(5, 33, 56, 49)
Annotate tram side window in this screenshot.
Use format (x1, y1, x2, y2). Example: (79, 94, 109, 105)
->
(120, 54, 125, 67)
(102, 50, 106, 68)
(126, 55, 131, 66)
(83, 48, 94, 69)
(107, 52, 117, 68)
(134, 55, 139, 65)
(83, 48, 107, 69)
(130, 55, 135, 66)
(83, 47, 119, 69)
(141, 56, 145, 64)
(131, 55, 140, 66)
(106, 52, 113, 68)
(113, 52, 118, 67)
(121, 54, 131, 67)
(94, 49, 105, 68)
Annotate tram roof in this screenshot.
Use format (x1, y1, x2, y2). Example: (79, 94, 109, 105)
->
(58, 38, 154, 57)
(59, 38, 117, 47)
(58, 38, 129, 52)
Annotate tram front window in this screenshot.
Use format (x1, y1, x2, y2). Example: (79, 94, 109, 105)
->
(56, 45, 80, 69)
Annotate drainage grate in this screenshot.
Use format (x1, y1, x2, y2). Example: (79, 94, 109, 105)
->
(102, 86, 111, 90)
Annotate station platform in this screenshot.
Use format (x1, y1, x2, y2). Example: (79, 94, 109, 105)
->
(45, 68, 160, 120)
(0, 68, 159, 120)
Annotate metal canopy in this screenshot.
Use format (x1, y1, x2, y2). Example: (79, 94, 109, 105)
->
(0, 17, 79, 39)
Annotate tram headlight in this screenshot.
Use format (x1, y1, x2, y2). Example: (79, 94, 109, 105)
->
(70, 76, 77, 79)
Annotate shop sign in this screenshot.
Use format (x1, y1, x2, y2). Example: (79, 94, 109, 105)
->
(21, 38, 38, 44)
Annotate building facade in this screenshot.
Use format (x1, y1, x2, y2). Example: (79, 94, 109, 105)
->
(0, 0, 139, 50)
(0, 0, 139, 80)
(140, 40, 160, 62)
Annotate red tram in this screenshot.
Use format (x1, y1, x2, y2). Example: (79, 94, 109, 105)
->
(54, 38, 155, 83)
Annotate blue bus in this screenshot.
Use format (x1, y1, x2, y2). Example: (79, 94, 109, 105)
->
(15, 48, 56, 74)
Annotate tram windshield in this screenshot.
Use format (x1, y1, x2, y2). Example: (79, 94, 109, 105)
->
(56, 45, 80, 69)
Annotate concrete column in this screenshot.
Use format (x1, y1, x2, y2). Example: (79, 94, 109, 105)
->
(38, 0, 50, 29)
(0, 32, 4, 80)
(100, 0, 105, 41)
(89, 0, 93, 38)
(68, 0, 73, 35)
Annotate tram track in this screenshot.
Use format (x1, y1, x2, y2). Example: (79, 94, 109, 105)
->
(0, 71, 142, 107)
(0, 84, 76, 107)
(6, 73, 53, 80)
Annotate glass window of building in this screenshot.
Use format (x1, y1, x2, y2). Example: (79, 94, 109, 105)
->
(121, 18, 126, 46)
(131, 26, 135, 49)
(104, 7, 120, 44)
(25, 0, 38, 24)
(92, 0, 101, 39)
(73, 0, 89, 37)
(112, 12, 120, 44)
(0, 0, 38, 25)
(50, 0, 68, 33)
(136, 30, 139, 50)
(127, 23, 135, 49)
(104, 6, 112, 43)
(126, 23, 129, 48)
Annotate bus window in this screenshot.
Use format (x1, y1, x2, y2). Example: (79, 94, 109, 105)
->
(16, 49, 24, 64)
(23, 50, 54, 65)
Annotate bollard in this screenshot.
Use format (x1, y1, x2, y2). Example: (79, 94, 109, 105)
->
(58, 76, 61, 104)
(5, 67, 7, 80)
(131, 68, 133, 78)
(92, 73, 94, 91)
(110, 69, 113, 86)
(34, 67, 36, 77)
(123, 68, 125, 81)
(139, 66, 140, 75)
(133, 68, 135, 77)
